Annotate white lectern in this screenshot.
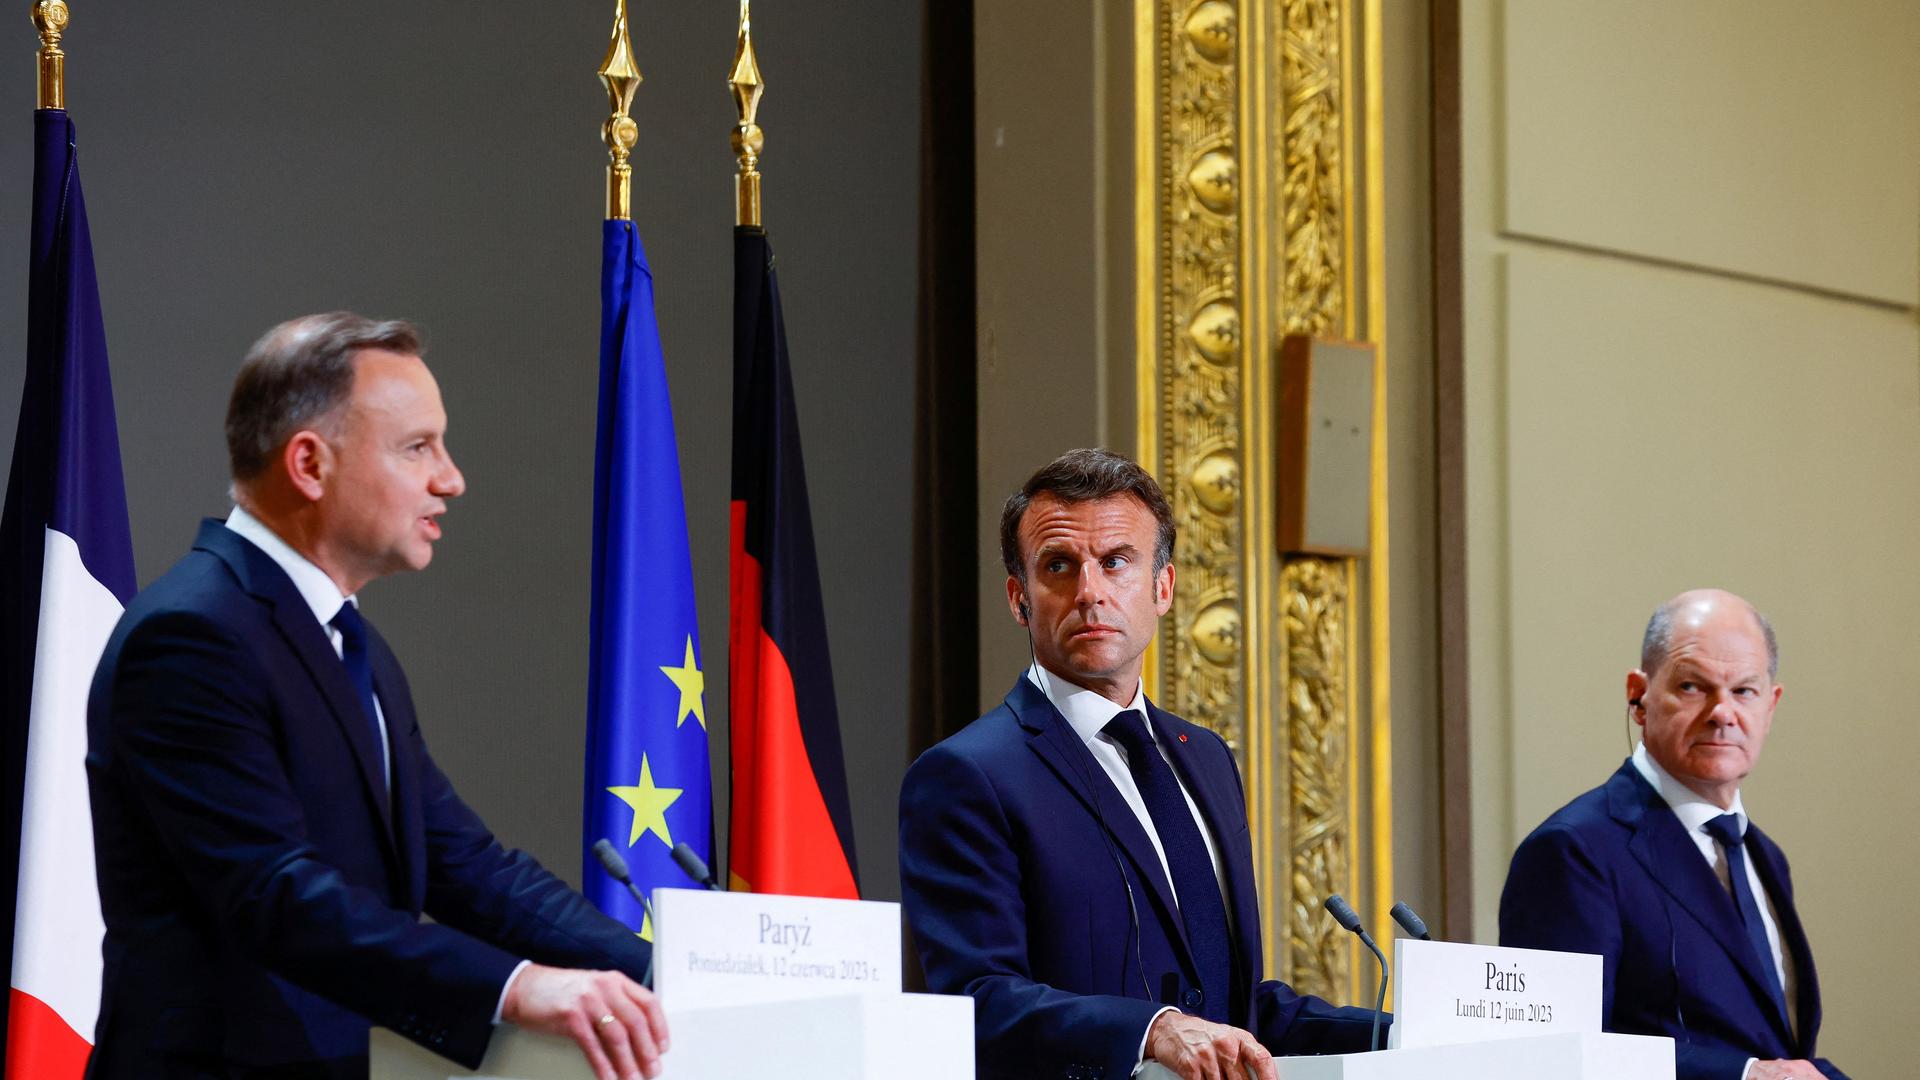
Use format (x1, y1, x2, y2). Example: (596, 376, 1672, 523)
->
(1268, 1031, 1673, 1079)
(371, 991, 972, 1080)
(1137, 1031, 1672, 1080)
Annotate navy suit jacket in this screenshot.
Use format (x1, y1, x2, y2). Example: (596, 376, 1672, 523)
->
(900, 676, 1377, 1080)
(84, 521, 650, 1078)
(1499, 761, 1845, 1080)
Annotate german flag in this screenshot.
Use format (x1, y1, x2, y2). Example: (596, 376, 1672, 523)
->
(727, 226, 859, 899)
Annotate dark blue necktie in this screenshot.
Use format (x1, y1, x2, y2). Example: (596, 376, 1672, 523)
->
(330, 602, 389, 785)
(1703, 812, 1788, 1029)
(1103, 709, 1231, 1020)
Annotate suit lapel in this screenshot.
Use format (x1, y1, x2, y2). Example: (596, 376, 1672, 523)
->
(369, 632, 426, 911)
(1746, 824, 1819, 1054)
(1612, 765, 1794, 1045)
(1009, 679, 1200, 979)
(1147, 702, 1261, 1004)
(200, 523, 397, 847)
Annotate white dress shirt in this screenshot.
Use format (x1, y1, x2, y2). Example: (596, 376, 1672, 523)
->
(1026, 663, 1232, 1072)
(1027, 663, 1231, 910)
(1630, 743, 1798, 1077)
(225, 506, 390, 787)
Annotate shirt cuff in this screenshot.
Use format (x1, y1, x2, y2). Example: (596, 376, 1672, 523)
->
(1131, 1006, 1179, 1075)
(1742, 1059, 1758, 1080)
(493, 960, 534, 1025)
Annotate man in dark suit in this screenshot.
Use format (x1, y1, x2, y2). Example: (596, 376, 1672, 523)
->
(86, 313, 670, 1079)
(1500, 588, 1845, 1080)
(900, 449, 1378, 1080)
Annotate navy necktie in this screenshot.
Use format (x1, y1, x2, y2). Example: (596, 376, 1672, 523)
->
(1703, 812, 1788, 1029)
(330, 602, 389, 785)
(1103, 709, 1231, 1020)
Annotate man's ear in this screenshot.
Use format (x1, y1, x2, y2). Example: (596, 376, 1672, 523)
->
(1624, 669, 1650, 727)
(1005, 576, 1028, 625)
(1153, 562, 1174, 617)
(283, 431, 332, 503)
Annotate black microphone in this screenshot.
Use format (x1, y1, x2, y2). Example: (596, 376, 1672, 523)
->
(1323, 894, 1389, 1053)
(592, 838, 650, 910)
(671, 841, 723, 891)
(1389, 901, 1434, 941)
(593, 838, 656, 988)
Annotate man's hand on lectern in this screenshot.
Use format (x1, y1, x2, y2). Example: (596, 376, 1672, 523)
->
(502, 963, 670, 1080)
(1146, 1010, 1277, 1080)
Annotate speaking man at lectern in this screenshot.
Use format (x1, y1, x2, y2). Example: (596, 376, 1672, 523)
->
(86, 314, 668, 1080)
(901, 449, 1379, 1080)
(1500, 589, 1846, 1080)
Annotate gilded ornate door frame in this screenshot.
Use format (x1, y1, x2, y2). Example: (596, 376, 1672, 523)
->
(1134, 0, 1390, 1001)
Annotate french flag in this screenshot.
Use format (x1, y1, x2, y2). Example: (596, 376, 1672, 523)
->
(0, 109, 135, 1079)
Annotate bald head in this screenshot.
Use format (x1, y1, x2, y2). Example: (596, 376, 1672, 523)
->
(1640, 588, 1777, 681)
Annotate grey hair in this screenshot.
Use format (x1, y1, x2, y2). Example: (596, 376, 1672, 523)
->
(1640, 595, 1778, 680)
(225, 312, 423, 483)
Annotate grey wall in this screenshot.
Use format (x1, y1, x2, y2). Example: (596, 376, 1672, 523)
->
(0, 3, 918, 900)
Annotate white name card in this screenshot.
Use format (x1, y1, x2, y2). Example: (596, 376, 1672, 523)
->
(1387, 938, 1602, 1049)
(652, 887, 902, 1010)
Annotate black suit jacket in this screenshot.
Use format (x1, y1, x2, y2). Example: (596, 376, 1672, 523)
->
(1499, 761, 1845, 1080)
(84, 521, 649, 1078)
(900, 676, 1378, 1080)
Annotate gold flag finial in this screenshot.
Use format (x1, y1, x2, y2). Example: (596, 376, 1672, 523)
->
(728, 0, 765, 227)
(598, 0, 642, 221)
(31, 1, 69, 111)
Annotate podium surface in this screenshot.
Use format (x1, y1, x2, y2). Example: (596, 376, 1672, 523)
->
(1268, 1031, 1674, 1079)
(370, 992, 972, 1080)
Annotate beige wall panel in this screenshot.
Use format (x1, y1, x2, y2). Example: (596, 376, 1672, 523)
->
(1383, 0, 1443, 926)
(1500, 246, 1917, 1073)
(1501, 0, 1920, 306)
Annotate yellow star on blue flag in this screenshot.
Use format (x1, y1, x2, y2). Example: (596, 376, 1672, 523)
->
(660, 636, 706, 730)
(607, 754, 684, 848)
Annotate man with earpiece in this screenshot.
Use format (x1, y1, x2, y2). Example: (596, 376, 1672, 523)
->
(900, 449, 1380, 1080)
(1500, 589, 1847, 1080)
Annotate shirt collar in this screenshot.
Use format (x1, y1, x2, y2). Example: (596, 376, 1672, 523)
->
(224, 505, 356, 628)
(1631, 741, 1747, 836)
(1026, 662, 1149, 746)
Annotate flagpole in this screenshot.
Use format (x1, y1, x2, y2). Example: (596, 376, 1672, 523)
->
(728, 0, 763, 228)
(32, 1, 68, 110)
(598, 0, 640, 222)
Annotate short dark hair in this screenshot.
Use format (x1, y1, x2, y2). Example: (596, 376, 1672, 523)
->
(999, 448, 1176, 583)
(1640, 594, 1779, 680)
(226, 312, 423, 482)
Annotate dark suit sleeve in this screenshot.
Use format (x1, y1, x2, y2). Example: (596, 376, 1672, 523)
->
(1250, 979, 1384, 1055)
(1501, 823, 1624, 1018)
(901, 742, 1163, 1079)
(406, 732, 650, 982)
(102, 609, 522, 1067)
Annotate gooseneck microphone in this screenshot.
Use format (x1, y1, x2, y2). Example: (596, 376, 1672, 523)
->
(1323, 894, 1389, 1053)
(592, 838, 649, 910)
(593, 838, 656, 988)
(671, 841, 723, 891)
(1389, 901, 1434, 941)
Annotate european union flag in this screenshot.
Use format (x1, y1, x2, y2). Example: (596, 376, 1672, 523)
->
(582, 220, 711, 939)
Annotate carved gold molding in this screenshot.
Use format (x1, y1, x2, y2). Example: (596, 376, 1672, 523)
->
(1280, 557, 1356, 999)
(1136, 0, 1387, 1002)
